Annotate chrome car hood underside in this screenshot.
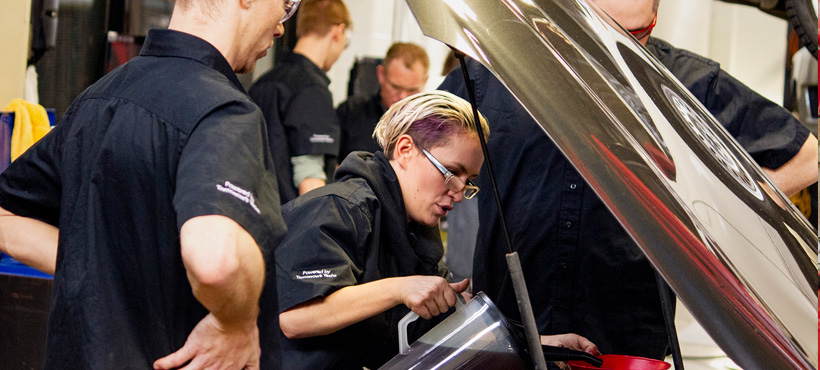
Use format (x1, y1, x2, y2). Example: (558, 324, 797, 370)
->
(406, 0, 818, 369)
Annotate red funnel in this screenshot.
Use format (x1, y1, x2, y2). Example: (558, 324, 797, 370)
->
(569, 354, 671, 370)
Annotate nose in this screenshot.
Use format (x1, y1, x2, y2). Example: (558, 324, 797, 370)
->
(273, 23, 285, 38)
(450, 188, 464, 203)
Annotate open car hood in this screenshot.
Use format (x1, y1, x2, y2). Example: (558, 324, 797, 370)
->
(405, 0, 818, 369)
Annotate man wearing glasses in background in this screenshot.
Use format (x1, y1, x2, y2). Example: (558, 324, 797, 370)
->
(250, 0, 352, 205)
(438, 0, 817, 367)
(0, 0, 301, 369)
(336, 42, 430, 162)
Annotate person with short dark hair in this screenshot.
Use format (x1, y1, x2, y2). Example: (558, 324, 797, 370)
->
(0, 0, 294, 369)
(336, 42, 430, 162)
(249, 0, 352, 204)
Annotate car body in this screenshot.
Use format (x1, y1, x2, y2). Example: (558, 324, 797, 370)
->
(405, 0, 818, 369)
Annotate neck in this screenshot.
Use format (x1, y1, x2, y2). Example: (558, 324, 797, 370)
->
(168, 5, 243, 71)
(293, 34, 334, 72)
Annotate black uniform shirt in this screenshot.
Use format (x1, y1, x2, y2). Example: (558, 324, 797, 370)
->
(336, 92, 386, 162)
(0, 29, 286, 369)
(646, 37, 809, 168)
(249, 52, 341, 204)
(275, 151, 447, 370)
(439, 49, 808, 362)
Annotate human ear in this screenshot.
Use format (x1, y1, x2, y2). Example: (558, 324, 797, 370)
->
(393, 135, 415, 168)
(333, 23, 346, 42)
(239, 0, 253, 10)
(376, 65, 385, 85)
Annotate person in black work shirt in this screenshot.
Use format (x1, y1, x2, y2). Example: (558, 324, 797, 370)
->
(249, 0, 351, 204)
(274, 91, 600, 369)
(438, 0, 817, 365)
(336, 42, 429, 162)
(0, 0, 293, 369)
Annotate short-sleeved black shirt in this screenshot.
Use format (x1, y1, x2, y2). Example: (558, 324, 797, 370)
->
(439, 46, 809, 362)
(249, 52, 341, 204)
(336, 92, 386, 162)
(0, 29, 286, 369)
(646, 37, 809, 169)
(275, 152, 448, 370)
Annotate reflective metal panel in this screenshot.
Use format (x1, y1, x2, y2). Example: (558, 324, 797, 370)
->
(405, 0, 818, 369)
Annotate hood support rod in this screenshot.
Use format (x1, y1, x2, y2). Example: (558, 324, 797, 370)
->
(454, 49, 549, 370)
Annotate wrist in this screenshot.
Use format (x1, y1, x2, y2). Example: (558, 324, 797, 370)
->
(388, 276, 410, 307)
(211, 306, 260, 331)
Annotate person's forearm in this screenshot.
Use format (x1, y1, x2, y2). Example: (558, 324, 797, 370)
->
(0, 207, 58, 274)
(298, 177, 326, 195)
(762, 134, 818, 197)
(292, 154, 327, 195)
(279, 277, 402, 339)
(181, 215, 265, 327)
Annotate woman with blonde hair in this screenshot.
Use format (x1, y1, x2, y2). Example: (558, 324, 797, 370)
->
(274, 91, 597, 369)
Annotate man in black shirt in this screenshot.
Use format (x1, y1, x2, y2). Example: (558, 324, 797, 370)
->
(0, 0, 292, 368)
(439, 0, 817, 364)
(249, 0, 351, 204)
(598, 0, 817, 195)
(336, 42, 429, 162)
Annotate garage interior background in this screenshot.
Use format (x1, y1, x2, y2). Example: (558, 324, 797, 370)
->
(0, 0, 807, 111)
(0, 0, 815, 369)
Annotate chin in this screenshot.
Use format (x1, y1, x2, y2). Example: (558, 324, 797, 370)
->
(420, 216, 441, 227)
(409, 208, 442, 227)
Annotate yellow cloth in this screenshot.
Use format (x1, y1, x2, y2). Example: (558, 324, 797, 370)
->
(3, 99, 51, 161)
(789, 187, 812, 220)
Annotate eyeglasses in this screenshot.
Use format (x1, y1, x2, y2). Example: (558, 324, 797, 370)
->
(627, 14, 656, 40)
(280, 0, 300, 24)
(384, 78, 424, 96)
(418, 145, 479, 199)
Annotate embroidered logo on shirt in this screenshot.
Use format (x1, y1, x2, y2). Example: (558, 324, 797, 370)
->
(216, 181, 261, 214)
(295, 268, 337, 280)
(309, 134, 335, 144)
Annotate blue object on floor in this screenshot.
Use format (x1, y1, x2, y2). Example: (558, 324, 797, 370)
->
(0, 252, 52, 279)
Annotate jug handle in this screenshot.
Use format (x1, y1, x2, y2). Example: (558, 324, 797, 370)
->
(397, 293, 467, 355)
(397, 311, 419, 355)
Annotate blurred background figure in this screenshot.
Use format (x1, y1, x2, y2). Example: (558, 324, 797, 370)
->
(336, 42, 429, 162)
(249, 0, 352, 204)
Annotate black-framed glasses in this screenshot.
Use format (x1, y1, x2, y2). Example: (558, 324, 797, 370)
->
(281, 0, 300, 23)
(418, 146, 479, 199)
(627, 14, 656, 40)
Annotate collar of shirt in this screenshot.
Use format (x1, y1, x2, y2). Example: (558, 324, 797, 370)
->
(140, 29, 246, 93)
(282, 51, 331, 86)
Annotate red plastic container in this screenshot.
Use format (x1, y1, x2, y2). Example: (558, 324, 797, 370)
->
(568, 354, 671, 370)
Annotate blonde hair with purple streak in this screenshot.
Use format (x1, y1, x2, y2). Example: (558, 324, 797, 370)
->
(373, 91, 489, 160)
